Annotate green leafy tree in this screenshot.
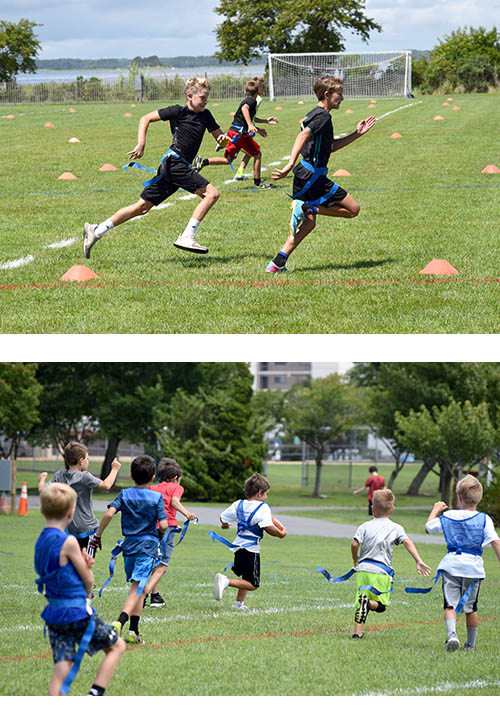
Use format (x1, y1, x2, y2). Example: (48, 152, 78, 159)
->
(281, 374, 357, 497)
(0, 18, 41, 82)
(0, 363, 42, 458)
(395, 399, 498, 504)
(155, 363, 266, 501)
(214, 0, 381, 64)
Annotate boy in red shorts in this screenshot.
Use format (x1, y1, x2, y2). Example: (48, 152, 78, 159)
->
(193, 79, 277, 188)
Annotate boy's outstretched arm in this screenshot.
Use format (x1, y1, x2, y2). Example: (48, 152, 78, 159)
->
(171, 496, 197, 521)
(38, 471, 48, 493)
(425, 501, 448, 532)
(491, 539, 500, 563)
(96, 506, 117, 538)
(332, 115, 376, 152)
(402, 537, 431, 576)
(272, 128, 311, 180)
(126, 110, 162, 160)
(97, 458, 121, 491)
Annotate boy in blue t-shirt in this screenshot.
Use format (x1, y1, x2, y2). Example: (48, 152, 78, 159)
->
(34, 482, 125, 696)
(95, 455, 168, 644)
(266, 75, 375, 273)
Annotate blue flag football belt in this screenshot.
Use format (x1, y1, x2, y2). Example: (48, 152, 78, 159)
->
(289, 159, 340, 206)
(317, 559, 395, 596)
(123, 148, 193, 186)
(156, 517, 199, 563)
(404, 570, 478, 613)
(99, 519, 198, 596)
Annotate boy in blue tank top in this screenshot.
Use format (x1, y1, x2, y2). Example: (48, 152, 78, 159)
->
(212, 473, 287, 610)
(34, 482, 125, 696)
(95, 455, 168, 644)
(425, 474, 500, 652)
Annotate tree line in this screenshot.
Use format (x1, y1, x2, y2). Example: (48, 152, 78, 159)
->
(1, 362, 499, 519)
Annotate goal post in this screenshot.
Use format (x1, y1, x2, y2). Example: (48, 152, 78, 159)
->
(267, 51, 413, 101)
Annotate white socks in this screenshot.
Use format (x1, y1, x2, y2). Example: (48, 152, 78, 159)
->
(95, 218, 115, 238)
(181, 218, 200, 239)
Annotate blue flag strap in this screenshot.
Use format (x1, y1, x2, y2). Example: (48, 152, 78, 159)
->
(122, 149, 193, 186)
(208, 529, 258, 551)
(60, 612, 96, 695)
(98, 540, 123, 597)
(174, 516, 199, 547)
(405, 571, 477, 612)
(317, 565, 356, 583)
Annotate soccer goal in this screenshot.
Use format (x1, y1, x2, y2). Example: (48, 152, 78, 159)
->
(267, 51, 412, 101)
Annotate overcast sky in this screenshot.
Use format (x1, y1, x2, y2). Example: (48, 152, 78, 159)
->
(2, 0, 499, 60)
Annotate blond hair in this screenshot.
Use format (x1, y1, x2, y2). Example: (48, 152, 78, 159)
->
(372, 488, 393, 515)
(184, 76, 211, 96)
(313, 75, 344, 100)
(41, 482, 77, 520)
(457, 474, 483, 507)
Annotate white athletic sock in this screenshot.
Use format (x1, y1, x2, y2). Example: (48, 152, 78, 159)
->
(95, 218, 115, 238)
(445, 617, 456, 637)
(181, 218, 200, 239)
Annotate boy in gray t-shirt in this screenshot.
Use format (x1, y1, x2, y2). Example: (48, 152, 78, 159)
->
(351, 489, 431, 639)
(39, 442, 120, 553)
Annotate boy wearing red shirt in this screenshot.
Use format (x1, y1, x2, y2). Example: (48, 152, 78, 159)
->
(144, 458, 197, 607)
(354, 465, 386, 516)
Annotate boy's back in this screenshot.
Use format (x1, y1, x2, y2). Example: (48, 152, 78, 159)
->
(150, 479, 183, 525)
(50, 469, 101, 534)
(354, 517, 407, 572)
(109, 487, 165, 556)
(221, 498, 273, 552)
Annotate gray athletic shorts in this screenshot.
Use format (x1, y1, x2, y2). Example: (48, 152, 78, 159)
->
(441, 570, 481, 613)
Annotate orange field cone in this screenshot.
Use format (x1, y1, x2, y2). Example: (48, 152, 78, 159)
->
(333, 169, 351, 176)
(2, 494, 9, 514)
(68, 137, 80, 143)
(433, 115, 444, 121)
(44, 122, 55, 127)
(368, 104, 376, 108)
(17, 482, 28, 516)
(6, 115, 15, 119)
(452, 105, 461, 111)
(99, 163, 118, 171)
(124, 112, 133, 117)
(212, 103, 219, 107)
(390, 132, 402, 138)
(345, 109, 353, 114)
(275, 106, 283, 110)
(442, 102, 450, 106)
(58, 172, 78, 180)
(69, 108, 77, 113)
(130, 104, 136, 107)
(60, 265, 99, 282)
(419, 259, 459, 275)
(482, 164, 500, 174)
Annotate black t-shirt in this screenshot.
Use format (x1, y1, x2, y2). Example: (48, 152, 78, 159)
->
(157, 105, 219, 163)
(231, 96, 258, 134)
(300, 106, 333, 168)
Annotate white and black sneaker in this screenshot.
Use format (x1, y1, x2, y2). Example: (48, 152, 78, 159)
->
(354, 594, 370, 624)
(193, 155, 204, 172)
(150, 592, 165, 608)
(446, 632, 460, 652)
(214, 573, 229, 600)
(83, 222, 100, 259)
(173, 234, 208, 253)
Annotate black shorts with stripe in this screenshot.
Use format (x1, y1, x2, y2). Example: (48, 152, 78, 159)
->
(292, 162, 347, 207)
(140, 155, 209, 206)
(232, 548, 260, 588)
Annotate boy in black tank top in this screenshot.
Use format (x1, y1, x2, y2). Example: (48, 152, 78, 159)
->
(266, 75, 375, 273)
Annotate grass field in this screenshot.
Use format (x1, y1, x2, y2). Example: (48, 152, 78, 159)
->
(1, 94, 499, 333)
(1, 466, 500, 697)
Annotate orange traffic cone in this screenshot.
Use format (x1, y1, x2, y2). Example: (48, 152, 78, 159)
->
(2, 494, 9, 514)
(18, 481, 28, 516)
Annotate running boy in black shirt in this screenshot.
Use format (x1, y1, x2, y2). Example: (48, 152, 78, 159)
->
(193, 79, 277, 188)
(83, 77, 228, 256)
(266, 76, 375, 272)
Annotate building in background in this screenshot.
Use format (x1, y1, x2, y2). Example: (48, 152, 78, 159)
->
(250, 362, 353, 391)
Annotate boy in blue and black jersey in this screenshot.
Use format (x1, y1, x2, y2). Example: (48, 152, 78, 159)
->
(34, 483, 125, 696)
(212, 473, 286, 610)
(95, 455, 168, 644)
(266, 75, 376, 273)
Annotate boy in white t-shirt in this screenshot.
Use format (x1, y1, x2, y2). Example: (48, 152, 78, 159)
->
(351, 489, 431, 639)
(213, 473, 286, 609)
(425, 474, 500, 652)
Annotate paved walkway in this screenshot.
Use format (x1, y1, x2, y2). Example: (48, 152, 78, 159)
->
(27, 497, 443, 545)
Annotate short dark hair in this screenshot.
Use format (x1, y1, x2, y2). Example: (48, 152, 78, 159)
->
(369, 465, 378, 473)
(158, 457, 183, 482)
(244, 79, 259, 96)
(244, 473, 270, 498)
(130, 455, 156, 485)
(64, 441, 88, 468)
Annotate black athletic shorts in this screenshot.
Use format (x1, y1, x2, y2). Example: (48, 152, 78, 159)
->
(232, 548, 260, 588)
(292, 163, 348, 207)
(140, 154, 209, 206)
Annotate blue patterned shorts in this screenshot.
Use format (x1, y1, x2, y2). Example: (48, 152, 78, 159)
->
(47, 612, 119, 663)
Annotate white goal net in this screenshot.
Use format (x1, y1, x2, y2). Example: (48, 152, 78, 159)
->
(268, 51, 412, 101)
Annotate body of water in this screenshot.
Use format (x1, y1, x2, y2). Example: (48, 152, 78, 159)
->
(16, 65, 267, 84)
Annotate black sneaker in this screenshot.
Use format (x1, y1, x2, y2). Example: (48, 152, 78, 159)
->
(352, 633, 364, 639)
(354, 594, 370, 624)
(150, 593, 165, 608)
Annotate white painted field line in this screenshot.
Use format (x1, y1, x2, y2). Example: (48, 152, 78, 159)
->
(375, 100, 423, 122)
(45, 237, 78, 249)
(0, 254, 34, 270)
(367, 678, 500, 696)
